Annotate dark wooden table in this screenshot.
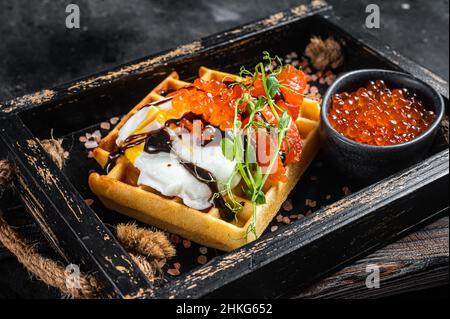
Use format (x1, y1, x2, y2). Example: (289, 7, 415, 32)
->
(0, 0, 448, 298)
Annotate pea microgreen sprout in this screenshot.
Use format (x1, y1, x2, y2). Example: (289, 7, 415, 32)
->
(220, 52, 296, 239)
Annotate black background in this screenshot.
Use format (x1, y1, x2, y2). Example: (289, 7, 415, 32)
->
(0, 0, 448, 102)
(0, 0, 448, 298)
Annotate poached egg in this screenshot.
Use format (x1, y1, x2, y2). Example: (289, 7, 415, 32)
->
(116, 100, 240, 210)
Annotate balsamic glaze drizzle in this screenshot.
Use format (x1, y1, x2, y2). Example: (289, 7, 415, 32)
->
(143, 129, 172, 154)
(180, 162, 235, 221)
(104, 85, 237, 220)
(106, 124, 235, 221)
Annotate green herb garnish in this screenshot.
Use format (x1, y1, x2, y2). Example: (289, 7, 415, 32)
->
(222, 52, 293, 240)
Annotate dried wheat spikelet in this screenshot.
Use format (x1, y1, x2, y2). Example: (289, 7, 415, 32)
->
(305, 36, 344, 71)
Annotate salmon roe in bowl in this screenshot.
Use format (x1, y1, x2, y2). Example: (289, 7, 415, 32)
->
(327, 80, 436, 146)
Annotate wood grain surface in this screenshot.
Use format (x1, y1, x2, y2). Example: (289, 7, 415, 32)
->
(296, 217, 449, 298)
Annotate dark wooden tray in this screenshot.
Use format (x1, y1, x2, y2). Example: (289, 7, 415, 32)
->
(0, 3, 448, 298)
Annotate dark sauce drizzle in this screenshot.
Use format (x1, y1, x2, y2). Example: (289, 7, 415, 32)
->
(180, 162, 235, 221)
(105, 125, 235, 221)
(144, 129, 172, 154)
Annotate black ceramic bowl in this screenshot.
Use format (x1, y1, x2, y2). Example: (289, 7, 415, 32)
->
(320, 69, 445, 180)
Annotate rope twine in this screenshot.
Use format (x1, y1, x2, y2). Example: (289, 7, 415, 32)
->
(0, 213, 100, 299)
(0, 138, 175, 298)
(117, 223, 176, 259)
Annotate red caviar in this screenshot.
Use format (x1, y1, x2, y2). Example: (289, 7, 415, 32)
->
(169, 64, 307, 182)
(328, 80, 435, 146)
(171, 78, 239, 131)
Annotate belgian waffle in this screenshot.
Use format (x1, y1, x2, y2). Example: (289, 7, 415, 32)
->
(89, 67, 321, 251)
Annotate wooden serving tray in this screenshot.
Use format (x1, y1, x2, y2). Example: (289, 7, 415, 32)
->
(0, 3, 448, 298)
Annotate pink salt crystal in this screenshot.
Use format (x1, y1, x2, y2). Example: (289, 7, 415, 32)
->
(197, 255, 208, 265)
(282, 199, 293, 212)
(84, 140, 98, 149)
(182, 240, 191, 249)
(92, 130, 102, 138)
(110, 117, 120, 125)
(167, 268, 180, 276)
(100, 122, 111, 130)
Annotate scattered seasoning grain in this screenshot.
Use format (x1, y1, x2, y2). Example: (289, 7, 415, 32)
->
(197, 255, 208, 265)
(199, 247, 208, 255)
(342, 186, 352, 196)
(158, 259, 166, 269)
(182, 239, 191, 249)
(170, 234, 181, 244)
(92, 130, 102, 139)
(282, 216, 291, 224)
(167, 268, 180, 276)
(270, 226, 279, 232)
(282, 199, 293, 211)
(325, 194, 332, 200)
(276, 214, 283, 223)
(63, 151, 70, 159)
(84, 198, 94, 206)
(325, 74, 336, 85)
(283, 51, 337, 104)
(79, 136, 87, 143)
(305, 199, 317, 208)
(110, 117, 120, 125)
(286, 52, 298, 59)
(84, 140, 98, 149)
(173, 262, 181, 270)
(100, 122, 111, 130)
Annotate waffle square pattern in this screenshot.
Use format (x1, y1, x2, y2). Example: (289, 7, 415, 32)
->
(89, 67, 321, 251)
